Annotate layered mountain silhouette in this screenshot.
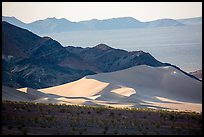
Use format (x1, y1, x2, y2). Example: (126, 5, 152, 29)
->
(3, 16, 201, 35)
(2, 21, 200, 89)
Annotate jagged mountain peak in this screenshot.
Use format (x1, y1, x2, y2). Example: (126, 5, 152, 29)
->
(102, 16, 140, 21)
(45, 17, 71, 22)
(93, 44, 113, 50)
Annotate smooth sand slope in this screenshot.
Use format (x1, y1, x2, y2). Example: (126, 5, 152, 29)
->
(7, 65, 202, 112)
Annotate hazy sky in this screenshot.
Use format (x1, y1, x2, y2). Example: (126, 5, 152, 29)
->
(2, 2, 202, 23)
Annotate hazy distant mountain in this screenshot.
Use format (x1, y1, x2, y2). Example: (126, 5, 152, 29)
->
(2, 16, 27, 29)
(177, 17, 202, 25)
(146, 19, 184, 27)
(4, 16, 201, 35)
(2, 16, 87, 34)
(28, 17, 87, 34)
(78, 17, 145, 30)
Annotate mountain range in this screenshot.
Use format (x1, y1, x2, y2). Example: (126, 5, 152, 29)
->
(4, 21, 187, 89)
(2, 16, 202, 35)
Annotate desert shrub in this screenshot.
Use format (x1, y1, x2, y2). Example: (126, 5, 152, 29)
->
(109, 112, 115, 117)
(72, 127, 76, 131)
(142, 131, 147, 135)
(169, 115, 175, 121)
(21, 128, 27, 135)
(18, 125, 22, 130)
(96, 107, 106, 114)
(198, 119, 202, 124)
(34, 117, 39, 124)
(79, 130, 83, 135)
(156, 123, 160, 128)
(108, 106, 113, 109)
(8, 125, 12, 130)
(60, 108, 66, 113)
(2, 106, 5, 111)
(171, 125, 174, 129)
(176, 128, 181, 133)
(143, 115, 146, 119)
(103, 126, 108, 135)
(47, 109, 51, 114)
(80, 111, 84, 114)
(139, 128, 142, 133)
(160, 113, 164, 118)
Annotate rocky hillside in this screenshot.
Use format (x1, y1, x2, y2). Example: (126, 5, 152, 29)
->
(2, 22, 96, 89)
(66, 44, 166, 72)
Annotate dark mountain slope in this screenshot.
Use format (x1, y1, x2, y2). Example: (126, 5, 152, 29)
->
(66, 44, 201, 81)
(66, 44, 166, 72)
(2, 22, 96, 89)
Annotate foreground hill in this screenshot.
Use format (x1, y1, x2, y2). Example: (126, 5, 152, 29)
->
(7, 65, 201, 112)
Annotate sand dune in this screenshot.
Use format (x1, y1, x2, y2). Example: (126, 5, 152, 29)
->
(4, 65, 202, 112)
(87, 65, 202, 103)
(38, 78, 109, 97)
